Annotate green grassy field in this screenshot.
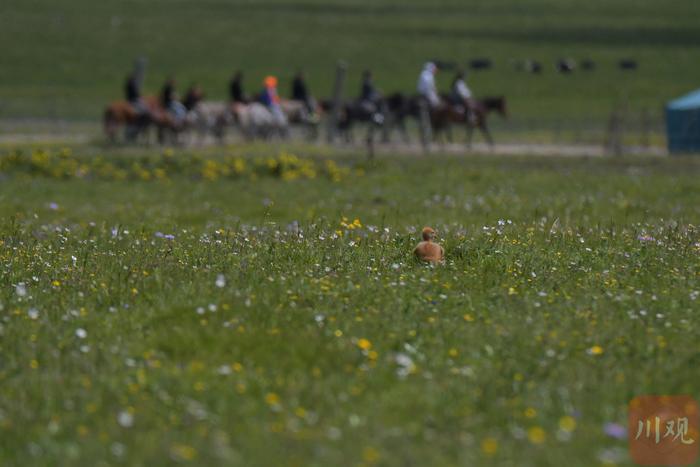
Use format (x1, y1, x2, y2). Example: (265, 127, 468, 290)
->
(1, 0, 700, 125)
(1, 144, 699, 466)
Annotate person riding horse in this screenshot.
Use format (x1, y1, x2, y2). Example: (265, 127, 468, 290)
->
(183, 83, 204, 112)
(417, 62, 441, 110)
(359, 70, 382, 115)
(125, 73, 148, 116)
(356, 70, 385, 126)
(160, 77, 187, 124)
(291, 71, 318, 120)
(449, 70, 477, 125)
(259, 75, 287, 127)
(229, 71, 247, 104)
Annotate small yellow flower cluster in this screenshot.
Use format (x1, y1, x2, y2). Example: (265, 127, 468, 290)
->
(339, 217, 362, 230)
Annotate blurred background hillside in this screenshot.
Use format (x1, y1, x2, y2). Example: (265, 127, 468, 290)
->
(1, 0, 699, 143)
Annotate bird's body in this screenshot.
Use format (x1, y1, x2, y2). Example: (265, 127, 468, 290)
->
(414, 227, 444, 263)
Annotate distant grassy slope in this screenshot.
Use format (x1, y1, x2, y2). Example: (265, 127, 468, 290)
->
(1, 0, 699, 122)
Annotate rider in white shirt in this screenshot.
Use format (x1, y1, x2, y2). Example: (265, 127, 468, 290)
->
(417, 62, 440, 108)
(451, 71, 472, 101)
(450, 70, 477, 124)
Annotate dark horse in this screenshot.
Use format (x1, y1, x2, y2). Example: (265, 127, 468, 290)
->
(385, 94, 508, 147)
(320, 99, 385, 146)
(433, 96, 508, 147)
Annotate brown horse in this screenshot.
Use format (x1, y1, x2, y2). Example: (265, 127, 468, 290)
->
(103, 96, 188, 144)
(431, 96, 508, 147)
(103, 96, 156, 142)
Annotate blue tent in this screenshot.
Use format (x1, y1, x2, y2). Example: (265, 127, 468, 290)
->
(666, 89, 700, 154)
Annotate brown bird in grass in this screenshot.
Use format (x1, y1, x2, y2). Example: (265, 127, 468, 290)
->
(413, 226, 444, 263)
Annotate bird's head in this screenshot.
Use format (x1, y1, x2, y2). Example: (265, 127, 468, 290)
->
(422, 226, 436, 241)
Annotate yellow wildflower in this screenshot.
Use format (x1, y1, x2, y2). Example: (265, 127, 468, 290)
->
(265, 393, 280, 406)
(481, 437, 498, 456)
(357, 338, 372, 350)
(559, 416, 577, 432)
(527, 426, 546, 444)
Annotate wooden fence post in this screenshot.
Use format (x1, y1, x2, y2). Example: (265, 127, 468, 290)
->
(640, 107, 650, 148)
(605, 105, 625, 156)
(326, 61, 347, 144)
(134, 57, 148, 89)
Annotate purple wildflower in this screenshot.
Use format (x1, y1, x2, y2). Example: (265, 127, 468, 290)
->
(603, 422, 627, 440)
(155, 232, 175, 240)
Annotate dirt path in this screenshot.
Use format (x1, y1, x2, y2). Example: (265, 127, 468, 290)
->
(368, 141, 667, 157)
(0, 126, 667, 157)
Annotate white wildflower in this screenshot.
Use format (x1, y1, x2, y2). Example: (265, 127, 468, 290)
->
(117, 410, 134, 428)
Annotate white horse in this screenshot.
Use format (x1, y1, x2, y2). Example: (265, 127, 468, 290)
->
(235, 102, 288, 140)
(188, 101, 229, 144)
(186, 101, 290, 144)
(279, 99, 321, 140)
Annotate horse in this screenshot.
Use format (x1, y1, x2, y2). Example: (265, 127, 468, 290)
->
(279, 99, 322, 141)
(231, 102, 289, 140)
(103, 96, 193, 145)
(384, 94, 507, 147)
(152, 107, 193, 145)
(187, 101, 230, 144)
(432, 96, 508, 147)
(383, 92, 420, 143)
(103, 96, 159, 143)
(321, 99, 385, 147)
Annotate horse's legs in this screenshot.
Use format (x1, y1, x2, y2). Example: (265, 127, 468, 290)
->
(140, 123, 151, 145)
(399, 118, 410, 144)
(106, 122, 119, 143)
(214, 116, 226, 144)
(381, 120, 391, 144)
(380, 116, 390, 144)
(433, 123, 445, 145)
(124, 118, 138, 142)
(480, 123, 494, 147)
(366, 124, 376, 159)
(215, 125, 225, 145)
(345, 123, 354, 144)
(466, 124, 474, 149)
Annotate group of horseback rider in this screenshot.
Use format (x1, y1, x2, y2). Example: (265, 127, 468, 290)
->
(352, 63, 477, 124)
(125, 73, 203, 125)
(122, 61, 478, 131)
(417, 62, 478, 124)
